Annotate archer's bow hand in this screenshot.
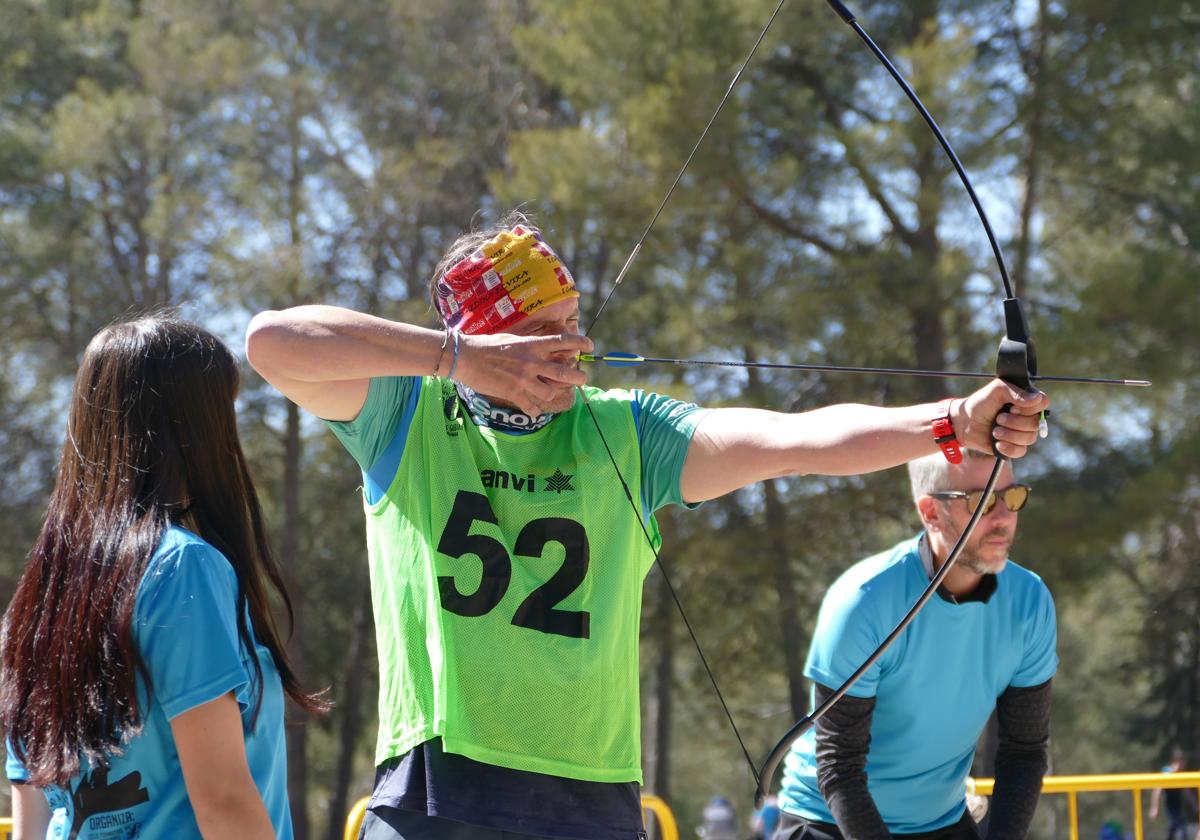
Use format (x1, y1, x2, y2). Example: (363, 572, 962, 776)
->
(456, 331, 593, 418)
(956, 379, 1050, 459)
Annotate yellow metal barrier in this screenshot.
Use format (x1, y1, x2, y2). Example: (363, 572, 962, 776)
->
(343, 796, 368, 840)
(641, 793, 680, 840)
(969, 771, 1200, 840)
(0, 817, 11, 839)
(342, 793, 679, 839)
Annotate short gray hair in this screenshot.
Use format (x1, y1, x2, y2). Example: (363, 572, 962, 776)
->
(907, 449, 998, 503)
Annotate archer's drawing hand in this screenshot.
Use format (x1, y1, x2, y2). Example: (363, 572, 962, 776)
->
(455, 332, 593, 418)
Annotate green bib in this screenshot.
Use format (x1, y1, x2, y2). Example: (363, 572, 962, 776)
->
(363, 377, 659, 782)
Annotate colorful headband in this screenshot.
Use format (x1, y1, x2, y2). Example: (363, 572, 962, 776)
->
(434, 226, 578, 335)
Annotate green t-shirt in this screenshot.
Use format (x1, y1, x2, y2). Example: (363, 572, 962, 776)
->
(326, 377, 707, 782)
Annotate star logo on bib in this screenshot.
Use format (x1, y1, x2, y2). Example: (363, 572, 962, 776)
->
(545, 469, 575, 494)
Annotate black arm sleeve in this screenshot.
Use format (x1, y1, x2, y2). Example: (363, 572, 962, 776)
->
(812, 682, 892, 840)
(986, 679, 1052, 840)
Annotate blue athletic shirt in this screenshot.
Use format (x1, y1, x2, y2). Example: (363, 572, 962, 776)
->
(6, 526, 292, 840)
(325, 376, 707, 840)
(778, 535, 1058, 835)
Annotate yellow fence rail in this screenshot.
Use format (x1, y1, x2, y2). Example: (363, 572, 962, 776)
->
(969, 771, 1200, 840)
(0, 794, 678, 840)
(342, 797, 368, 840)
(342, 793, 679, 840)
(641, 794, 679, 840)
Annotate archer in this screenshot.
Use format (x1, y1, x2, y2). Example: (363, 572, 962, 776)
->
(246, 210, 1047, 839)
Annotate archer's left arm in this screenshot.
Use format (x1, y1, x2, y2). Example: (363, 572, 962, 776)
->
(985, 679, 1052, 840)
(680, 378, 1048, 503)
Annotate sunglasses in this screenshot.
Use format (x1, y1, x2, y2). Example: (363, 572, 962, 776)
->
(928, 484, 1031, 515)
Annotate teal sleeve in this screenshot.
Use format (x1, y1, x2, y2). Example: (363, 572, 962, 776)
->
(634, 390, 711, 512)
(135, 542, 247, 720)
(323, 376, 418, 472)
(1012, 584, 1058, 687)
(803, 581, 888, 699)
(5, 737, 27, 782)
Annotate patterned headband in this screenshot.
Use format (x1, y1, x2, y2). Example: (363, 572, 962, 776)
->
(434, 225, 579, 334)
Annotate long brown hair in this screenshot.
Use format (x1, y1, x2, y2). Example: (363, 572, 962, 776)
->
(1, 315, 324, 788)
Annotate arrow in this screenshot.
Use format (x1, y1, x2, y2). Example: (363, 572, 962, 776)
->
(578, 352, 1151, 387)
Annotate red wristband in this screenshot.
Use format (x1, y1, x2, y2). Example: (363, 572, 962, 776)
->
(932, 399, 963, 464)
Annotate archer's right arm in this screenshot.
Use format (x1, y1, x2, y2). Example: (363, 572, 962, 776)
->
(245, 305, 590, 420)
(246, 306, 449, 421)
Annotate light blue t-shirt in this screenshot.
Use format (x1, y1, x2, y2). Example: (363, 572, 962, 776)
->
(6, 526, 292, 840)
(326, 376, 707, 512)
(779, 535, 1058, 834)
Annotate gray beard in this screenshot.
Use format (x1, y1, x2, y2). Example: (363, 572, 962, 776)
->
(956, 529, 1012, 575)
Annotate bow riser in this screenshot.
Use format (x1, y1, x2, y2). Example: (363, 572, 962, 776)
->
(997, 297, 1039, 391)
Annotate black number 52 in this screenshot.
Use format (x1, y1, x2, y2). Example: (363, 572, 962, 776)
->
(436, 490, 590, 639)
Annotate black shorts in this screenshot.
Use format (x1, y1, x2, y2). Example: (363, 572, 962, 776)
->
(363, 741, 644, 839)
(773, 810, 982, 840)
(360, 805, 566, 840)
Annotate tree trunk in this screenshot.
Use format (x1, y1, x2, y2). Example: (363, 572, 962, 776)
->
(283, 400, 310, 840)
(741, 347, 807, 719)
(324, 580, 375, 840)
(1013, 0, 1049, 299)
(763, 478, 807, 720)
(644, 565, 676, 840)
(908, 0, 949, 403)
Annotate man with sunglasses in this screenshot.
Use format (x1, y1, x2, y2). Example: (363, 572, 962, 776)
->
(775, 451, 1055, 840)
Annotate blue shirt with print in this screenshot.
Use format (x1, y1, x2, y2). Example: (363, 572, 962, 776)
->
(6, 526, 291, 840)
(778, 535, 1058, 834)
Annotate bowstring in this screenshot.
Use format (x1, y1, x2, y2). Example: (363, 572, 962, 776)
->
(577, 0, 792, 790)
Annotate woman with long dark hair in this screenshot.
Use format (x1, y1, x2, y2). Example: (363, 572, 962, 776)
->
(1, 315, 324, 839)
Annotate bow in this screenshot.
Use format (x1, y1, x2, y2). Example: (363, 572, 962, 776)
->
(570, 0, 1146, 807)
(752, 0, 1049, 804)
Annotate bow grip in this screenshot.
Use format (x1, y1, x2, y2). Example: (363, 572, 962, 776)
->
(996, 297, 1036, 391)
(992, 298, 1038, 457)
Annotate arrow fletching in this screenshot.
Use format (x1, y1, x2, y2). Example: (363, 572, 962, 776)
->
(579, 352, 646, 367)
